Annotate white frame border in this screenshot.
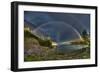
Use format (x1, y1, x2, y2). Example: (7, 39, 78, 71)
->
(18, 5, 96, 69)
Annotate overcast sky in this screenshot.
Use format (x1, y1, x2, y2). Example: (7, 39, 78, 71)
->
(24, 11, 90, 34)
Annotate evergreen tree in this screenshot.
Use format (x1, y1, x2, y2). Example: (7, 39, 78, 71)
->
(82, 30, 88, 40)
(81, 30, 89, 45)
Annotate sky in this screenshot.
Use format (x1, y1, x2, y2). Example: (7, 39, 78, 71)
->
(24, 11, 90, 33)
(24, 11, 90, 42)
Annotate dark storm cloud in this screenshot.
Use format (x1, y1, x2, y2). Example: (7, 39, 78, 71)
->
(24, 11, 90, 33)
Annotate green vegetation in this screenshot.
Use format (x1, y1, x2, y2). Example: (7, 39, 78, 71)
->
(71, 30, 90, 46)
(24, 28, 90, 61)
(81, 30, 90, 46)
(24, 28, 53, 48)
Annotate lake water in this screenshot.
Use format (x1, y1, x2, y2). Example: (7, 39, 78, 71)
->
(56, 44, 87, 53)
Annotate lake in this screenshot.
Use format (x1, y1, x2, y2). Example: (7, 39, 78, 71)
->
(56, 44, 88, 53)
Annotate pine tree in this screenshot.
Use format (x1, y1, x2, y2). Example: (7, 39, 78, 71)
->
(82, 30, 88, 39)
